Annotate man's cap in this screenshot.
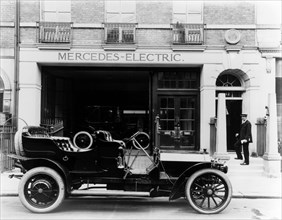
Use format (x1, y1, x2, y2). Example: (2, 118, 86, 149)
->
(241, 113, 247, 117)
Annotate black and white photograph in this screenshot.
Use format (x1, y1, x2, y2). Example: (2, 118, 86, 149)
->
(0, 0, 281, 219)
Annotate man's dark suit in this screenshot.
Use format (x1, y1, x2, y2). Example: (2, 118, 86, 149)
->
(234, 120, 252, 164)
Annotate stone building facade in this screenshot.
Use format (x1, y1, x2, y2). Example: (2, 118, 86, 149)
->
(0, 1, 281, 172)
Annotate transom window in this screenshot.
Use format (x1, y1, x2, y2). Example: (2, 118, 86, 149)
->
(216, 74, 241, 87)
(158, 72, 199, 89)
(216, 73, 243, 98)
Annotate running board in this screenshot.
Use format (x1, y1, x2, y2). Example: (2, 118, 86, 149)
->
(70, 189, 150, 197)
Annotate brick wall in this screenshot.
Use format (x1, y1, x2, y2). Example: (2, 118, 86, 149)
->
(204, 2, 255, 25)
(137, 29, 171, 46)
(72, 0, 104, 23)
(72, 29, 103, 45)
(205, 30, 256, 46)
(137, 1, 172, 24)
(20, 0, 40, 22)
(0, 28, 14, 48)
(1, 1, 259, 47)
(0, 0, 15, 22)
(21, 28, 37, 44)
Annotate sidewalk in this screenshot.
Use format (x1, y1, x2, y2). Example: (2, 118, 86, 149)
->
(0, 154, 281, 198)
(226, 154, 281, 198)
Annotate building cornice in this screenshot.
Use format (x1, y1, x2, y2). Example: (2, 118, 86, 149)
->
(0, 22, 14, 27)
(171, 45, 206, 52)
(1, 22, 280, 31)
(102, 44, 137, 51)
(259, 46, 282, 58)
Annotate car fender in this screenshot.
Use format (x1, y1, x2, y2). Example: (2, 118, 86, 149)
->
(169, 162, 211, 201)
(12, 155, 72, 194)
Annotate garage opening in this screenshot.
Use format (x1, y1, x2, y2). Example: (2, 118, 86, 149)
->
(41, 66, 150, 140)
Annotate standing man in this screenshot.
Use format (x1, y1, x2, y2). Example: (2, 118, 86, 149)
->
(236, 114, 253, 165)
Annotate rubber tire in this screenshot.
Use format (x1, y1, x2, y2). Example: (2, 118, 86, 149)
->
(185, 169, 232, 214)
(18, 167, 65, 213)
(14, 129, 25, 156)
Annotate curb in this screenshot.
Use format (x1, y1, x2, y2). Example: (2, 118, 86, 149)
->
(232, 194, 282, 199)
(0, 193, 18, 197)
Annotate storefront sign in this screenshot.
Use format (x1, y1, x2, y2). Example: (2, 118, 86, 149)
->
(58, 52, 182, 63)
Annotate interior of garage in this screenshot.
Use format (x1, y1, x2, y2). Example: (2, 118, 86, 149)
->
(40, 66, 150, 140)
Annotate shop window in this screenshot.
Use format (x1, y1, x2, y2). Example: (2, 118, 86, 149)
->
(105, 0, 136, 44)
(158, 71, 199, 89)
(160, 97, 175, 130)
(38, 1, 72, 43)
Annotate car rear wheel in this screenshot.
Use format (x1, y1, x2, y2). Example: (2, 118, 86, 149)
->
(18, 167, 65, 213)
(185, 169, 232, 214)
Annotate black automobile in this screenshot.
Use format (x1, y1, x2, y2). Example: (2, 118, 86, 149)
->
(9, 125, 232, 214)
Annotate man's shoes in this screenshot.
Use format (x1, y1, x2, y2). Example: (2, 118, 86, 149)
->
(240, 162, 249, 165)
(235, 157, 243, 160)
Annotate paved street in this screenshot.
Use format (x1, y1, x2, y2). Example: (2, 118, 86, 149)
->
(0, 196, 281, 220)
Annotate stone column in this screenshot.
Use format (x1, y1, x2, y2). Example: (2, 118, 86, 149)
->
(263, 93, 281, 177)
(214, 93, 230, 160)
(18, 62, 41, 128)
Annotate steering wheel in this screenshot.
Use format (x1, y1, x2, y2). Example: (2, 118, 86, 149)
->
(73, 131, 93, 149)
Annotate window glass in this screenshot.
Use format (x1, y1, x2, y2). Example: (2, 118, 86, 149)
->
(0, 93, 3, 112)
(174, 14, 186, 24)
(121, 14, 135, 23)
(121, 1, 135, 13)
(173, 1, 202, 23)
(216, 74, 241, 87)
(107, 1, 120, 12)
(160, 97, 175, 130)
(107, 13, 120, 23)
(106, 0, 136, 22)
(41, 0, 71, 22)
(187, 2, 202, 12)
(158, 71, 199, 89)
(0, 78, 4, 112)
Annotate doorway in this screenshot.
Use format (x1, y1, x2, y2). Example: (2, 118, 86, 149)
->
(158, 95, 197, 150)
(152, 68, 201, 151)
(41, 66, 150, 140)
(226, 100, 242, 151)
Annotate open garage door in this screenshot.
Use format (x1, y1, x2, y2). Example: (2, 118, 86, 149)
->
(41, 66, 150, 140)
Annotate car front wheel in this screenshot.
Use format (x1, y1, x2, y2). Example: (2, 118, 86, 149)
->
(18, 167, 65, 213)
(185, 169, 232, 214)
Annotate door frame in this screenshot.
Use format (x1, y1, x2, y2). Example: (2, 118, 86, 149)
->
(151, 71, 200, 151)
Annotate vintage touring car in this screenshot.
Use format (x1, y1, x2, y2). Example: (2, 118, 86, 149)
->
(9, 125, 232, 214)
